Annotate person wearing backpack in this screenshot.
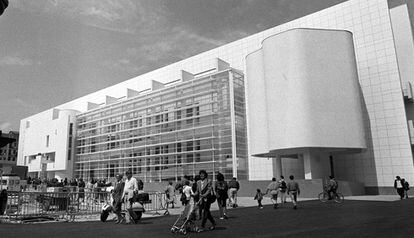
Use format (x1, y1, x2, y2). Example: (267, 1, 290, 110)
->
(402, 178, 409, 199)
(278, 176, 287, 203)
(215, 172, 229, 219)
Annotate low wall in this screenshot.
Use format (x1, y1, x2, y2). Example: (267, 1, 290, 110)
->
(142, 179, 365, 198)
(365, 186, 398, 195)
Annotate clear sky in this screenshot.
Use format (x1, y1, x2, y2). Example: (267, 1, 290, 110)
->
(0, 0, 409, 132)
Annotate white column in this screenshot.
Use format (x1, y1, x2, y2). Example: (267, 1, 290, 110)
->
(272, 156, 282, 179)
(303, 151, 312, 179)
(229, 71, 238, 178)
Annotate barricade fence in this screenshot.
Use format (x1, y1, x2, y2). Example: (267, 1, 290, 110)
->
(1, 191, 169, 222)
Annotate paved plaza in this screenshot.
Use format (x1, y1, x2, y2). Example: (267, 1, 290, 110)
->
(1, 196, 413, 238)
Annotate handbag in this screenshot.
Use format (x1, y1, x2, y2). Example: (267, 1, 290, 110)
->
(208, 185, 217, 203)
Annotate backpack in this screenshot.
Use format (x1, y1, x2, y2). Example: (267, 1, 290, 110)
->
(404, 181, 410, 190)
(216, 182, 227, 197)
(137, 179, 144, 190)
(280, 181, 287, 189)
(180, 192, 187, 202)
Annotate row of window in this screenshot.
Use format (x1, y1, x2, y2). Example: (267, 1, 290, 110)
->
(76, 73, 231, 124)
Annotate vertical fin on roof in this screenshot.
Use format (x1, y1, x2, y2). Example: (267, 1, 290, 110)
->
(105, 96, 117, 105)
(87, 102, 100, 110)
(127, 88, 140, 99)
(52, 108, 60, 120)
(181, 70, 194, 82)
(216, 58, 230, 71)
(151, 80, 164, 91)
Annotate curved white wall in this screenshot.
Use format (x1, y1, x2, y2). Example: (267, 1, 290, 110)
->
(246, 28, 366, 156)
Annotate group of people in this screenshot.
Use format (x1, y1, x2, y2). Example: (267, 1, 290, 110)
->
(165, 171, 241, 232)
(254, 175, 300, 210)
(110, 170, 145, 224)
(394, 176, 410, 199)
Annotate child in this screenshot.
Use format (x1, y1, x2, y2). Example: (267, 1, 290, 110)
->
(254, 188, 264, 209)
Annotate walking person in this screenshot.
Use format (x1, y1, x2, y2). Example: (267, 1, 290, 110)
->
(403, 179, 410, 199)
(228, 177, 240, 208)
(192, 175, 202, 220)
(394, 176, 405, 200)
(197, 170, 216, 232)
(287, 175, 300, 209)
(78, 178, 85, 203)
(215, 172, 229, 219)
(254, 188, 264, 209)
(278, 176, 287, 203)
(266, 177, 279, 209)
(165, 181, 176, 209)
(85, 179, 94, 203)
(122, 170, 139, 224)
(113, 174, 125, 223)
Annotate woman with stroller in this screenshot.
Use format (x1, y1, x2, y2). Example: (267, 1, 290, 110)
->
(196, 170, 216, 232)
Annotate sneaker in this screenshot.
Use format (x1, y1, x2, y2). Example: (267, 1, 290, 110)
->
(219, 217, 224, 220)
(197, 228, 204, 233)
(260, 206, 264, 209)
(293, 205, 297, 210)
(209, 225, 216, 231)
(223, 215, 228, 219)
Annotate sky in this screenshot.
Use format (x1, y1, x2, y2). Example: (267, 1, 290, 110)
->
(0, 0, 410, 132)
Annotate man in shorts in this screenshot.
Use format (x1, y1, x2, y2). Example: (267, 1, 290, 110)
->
(266, 177, 279, 209)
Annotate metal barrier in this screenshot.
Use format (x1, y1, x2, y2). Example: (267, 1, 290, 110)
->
(0, 190, 168, 223)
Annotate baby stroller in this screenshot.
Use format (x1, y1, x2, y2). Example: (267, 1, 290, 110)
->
(101, 191, 149, 223)
(170, 201, 200, 235)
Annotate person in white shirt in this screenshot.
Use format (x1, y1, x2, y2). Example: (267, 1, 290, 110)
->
(182, 180, 192, 206)
(394, 176, 405, 200)
(122, 170, 139, 223)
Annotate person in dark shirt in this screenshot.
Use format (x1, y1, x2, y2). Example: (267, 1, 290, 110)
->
(78, 178, 86, 202)
(254, 188, 264, 209)
(228, 177, 240, 208)
(112, 174, 125, 223)
(215, 172, 229, 219)
(287, 175, 300, 210)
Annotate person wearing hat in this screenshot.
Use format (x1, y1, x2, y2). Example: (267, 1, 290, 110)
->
(113, 174, 125, 223)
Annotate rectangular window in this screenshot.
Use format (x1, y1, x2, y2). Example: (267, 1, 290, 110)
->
(46, 135, 50, 147)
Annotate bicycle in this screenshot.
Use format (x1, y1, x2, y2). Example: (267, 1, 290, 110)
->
(318, 186, 344, 203)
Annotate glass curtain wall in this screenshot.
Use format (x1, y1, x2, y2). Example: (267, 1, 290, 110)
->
(74, 69, 248, 182)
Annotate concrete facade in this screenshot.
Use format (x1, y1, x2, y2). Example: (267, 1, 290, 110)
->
(18, 109, 78, 180)
(246, 29, 367, 181)
(17, 0, 414, 193)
